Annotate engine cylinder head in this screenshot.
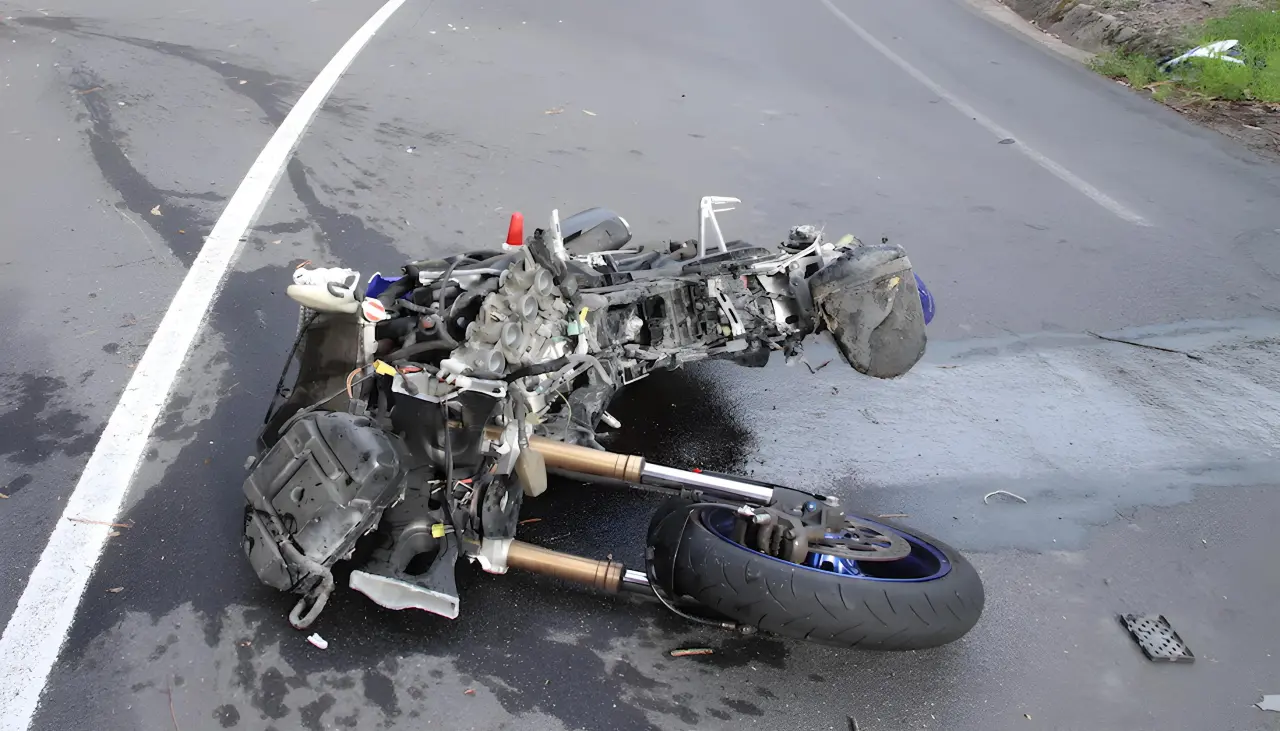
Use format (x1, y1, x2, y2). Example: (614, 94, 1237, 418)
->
(516, 294, 539, 322)
(533, 269, 555, 297)
(473, 349, 506, 374)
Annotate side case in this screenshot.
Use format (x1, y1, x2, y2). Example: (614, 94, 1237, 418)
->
(807, 243, 927, 379)
(242, 411, 409, 593)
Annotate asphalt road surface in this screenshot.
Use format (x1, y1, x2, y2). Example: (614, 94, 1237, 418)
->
(3, 0, 1280, 729)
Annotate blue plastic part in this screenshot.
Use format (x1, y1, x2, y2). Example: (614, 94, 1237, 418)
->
(365, 273, 404, 299)
(915, 273, 935, 325)
(704, 509, 951, 583)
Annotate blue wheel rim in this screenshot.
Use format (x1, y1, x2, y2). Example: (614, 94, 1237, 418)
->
(703, 507, 951, 582)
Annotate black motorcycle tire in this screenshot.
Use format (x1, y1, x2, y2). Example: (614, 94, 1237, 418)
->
(654, 504, 984, 650)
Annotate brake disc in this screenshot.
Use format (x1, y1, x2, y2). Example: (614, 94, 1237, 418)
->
(807, 518, 911, 562)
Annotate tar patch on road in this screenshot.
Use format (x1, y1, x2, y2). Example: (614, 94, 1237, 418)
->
(0, 373, 103, 496)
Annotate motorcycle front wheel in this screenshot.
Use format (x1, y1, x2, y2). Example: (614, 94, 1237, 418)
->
(648, 504, 984, 650)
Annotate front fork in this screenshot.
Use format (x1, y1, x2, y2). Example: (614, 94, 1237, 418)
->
(497, 433, 844, 596)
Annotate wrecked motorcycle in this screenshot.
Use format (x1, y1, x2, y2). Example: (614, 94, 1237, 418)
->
(241, 196, 984, 650)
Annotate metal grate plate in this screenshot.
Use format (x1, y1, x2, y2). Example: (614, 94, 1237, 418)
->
(1119, 614, 1195, 664)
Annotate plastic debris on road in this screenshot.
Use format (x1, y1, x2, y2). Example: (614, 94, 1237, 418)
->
(1161, 40, 1244, 71)
(307, 633, 328, 650)
(1257, 695, 1280, 713)
(983, 490, 1027, 504)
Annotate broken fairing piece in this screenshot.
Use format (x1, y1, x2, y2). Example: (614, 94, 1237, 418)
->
(1256, 695, 1280, 713)
(307, 633, 328, 650)
(349, 570, 461, 619)
(983, 490, 1027, 504)
(1160, 40, 1244, 71)
(287, 265, 361, 313)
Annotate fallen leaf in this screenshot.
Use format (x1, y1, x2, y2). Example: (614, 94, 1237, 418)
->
(582, 109, 597, 116)
(670, 648, 714, 657)
(68, 517, 133, 528)
(544, 107, 563, 115)
(519, 518, 542, 525)
(150, 205, 162, 216)
(178, 229, 186, 234)
(106, 587, 124, 593)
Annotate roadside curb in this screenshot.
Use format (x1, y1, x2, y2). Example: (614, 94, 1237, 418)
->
(989, 0, 1177, 58)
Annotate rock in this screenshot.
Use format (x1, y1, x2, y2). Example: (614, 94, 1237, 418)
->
(1114, 27, 1139, 44)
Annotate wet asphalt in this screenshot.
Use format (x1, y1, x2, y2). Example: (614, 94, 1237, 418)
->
(2, 0, 1280, 729)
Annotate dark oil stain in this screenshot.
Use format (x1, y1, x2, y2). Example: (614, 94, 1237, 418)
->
(612, 661, 668, 692)
(256, 220, 310, 235)
(256, 667, 290, 720)
(148, 633, 179, 661)
(0, 373, 102, 466)
(153, 394, 195, 441)
(5, 473, 33, 497)
(299, 693, 335, 731)
(361, 669, 400, 718)
(213, 704, 241, 728)
(11, 15, 80, 31)
(722, 697, 764, 716)
(336, 711, 360, 728)
(755, 685, 777, 700)
(634, 695, 700, 726)
(708, 708, 731, 720)
(103, 343, 120, 354)
(233, 643, 257, 694)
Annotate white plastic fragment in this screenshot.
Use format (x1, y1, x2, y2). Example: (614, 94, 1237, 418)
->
(983, 490, 1028, 505)
(1257, 695, 1280, 713)
(1161, 40, 1244, 71)
(307, 633, 328, 650)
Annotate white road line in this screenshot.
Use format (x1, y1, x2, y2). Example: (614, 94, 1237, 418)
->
(817, 0, 1151, 227)
(0, 1, 409, 728)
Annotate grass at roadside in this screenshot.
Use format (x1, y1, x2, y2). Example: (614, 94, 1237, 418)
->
(1092, 3, 1280, 102)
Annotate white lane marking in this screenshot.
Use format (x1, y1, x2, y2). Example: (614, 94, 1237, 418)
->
(816, 0, 1151, 227)
(0, 0, 409, 728)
